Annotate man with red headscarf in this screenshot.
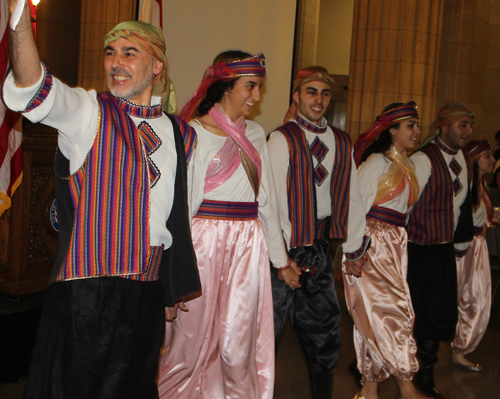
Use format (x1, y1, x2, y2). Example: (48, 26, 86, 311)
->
(406, 102, 474, 398)
(267, 66, 369, 399)
(2, 2, 200, 398)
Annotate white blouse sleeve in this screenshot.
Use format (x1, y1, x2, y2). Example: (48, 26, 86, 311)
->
(257, 129, 288, 268)
(267, 130, 293, 250)
(356, 153, 388, 214)
(342, 153, 369, 257)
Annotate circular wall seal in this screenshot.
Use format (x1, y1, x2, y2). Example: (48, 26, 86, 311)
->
(50, 199, 59, 232)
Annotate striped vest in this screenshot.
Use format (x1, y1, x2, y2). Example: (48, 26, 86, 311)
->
(277, 122, 352, 248)
(407, 143, 472, 245)
(51, 94, 196, 282)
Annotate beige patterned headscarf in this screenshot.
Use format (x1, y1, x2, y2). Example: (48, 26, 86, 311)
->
(104, 21, 176, 113)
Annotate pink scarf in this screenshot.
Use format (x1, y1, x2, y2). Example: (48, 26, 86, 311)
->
(204, 105, 262, 197)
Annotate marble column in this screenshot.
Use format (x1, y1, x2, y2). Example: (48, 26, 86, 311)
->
(346, 0, 444, 142)
(78, 0, 137, 91)
(293, 0, 321, 78)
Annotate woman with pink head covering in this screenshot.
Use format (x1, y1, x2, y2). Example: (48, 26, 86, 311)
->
(157, 51, 293, 399)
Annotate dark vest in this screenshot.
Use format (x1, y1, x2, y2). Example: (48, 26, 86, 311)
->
(407, 142, 473, 245)
(276, 122, 352, 248)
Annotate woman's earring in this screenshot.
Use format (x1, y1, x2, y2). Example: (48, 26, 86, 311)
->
(225, 91, 229, 96)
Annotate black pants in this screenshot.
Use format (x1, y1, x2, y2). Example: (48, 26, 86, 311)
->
(271, 240, 340, 373)
(407, 242, 458, 342)
(23, 277, 165, 399)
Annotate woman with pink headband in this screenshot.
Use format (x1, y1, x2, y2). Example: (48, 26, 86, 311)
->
(157, 51, 293, 398)
(344, 102, 428, 399)
(450, 140, 493, 372)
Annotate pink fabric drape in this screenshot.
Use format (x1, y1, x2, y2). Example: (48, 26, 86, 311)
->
(343, 218, 419, 381)
(158, 217, 274, 398)
(452, 235, 491, 354)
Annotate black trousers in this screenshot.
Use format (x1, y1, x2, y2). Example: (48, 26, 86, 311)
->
(407, 242, 458, 342)
(23, 277, 165, 399)
(271, 239, 341, 373)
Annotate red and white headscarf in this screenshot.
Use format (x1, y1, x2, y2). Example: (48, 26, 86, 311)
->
(179, 54, 266, 121)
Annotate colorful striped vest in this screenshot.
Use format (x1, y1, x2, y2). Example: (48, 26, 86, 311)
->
(407, 142, 473, 245)
(51, 93, 188, 282)
(276, 122, 352, 249)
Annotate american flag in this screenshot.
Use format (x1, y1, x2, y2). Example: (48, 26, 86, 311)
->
(0, 0, 23, 217)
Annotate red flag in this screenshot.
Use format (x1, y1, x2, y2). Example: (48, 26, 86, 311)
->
(0, 0, 23, 216)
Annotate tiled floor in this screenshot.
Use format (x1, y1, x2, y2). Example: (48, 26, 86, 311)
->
(274, 268, 500, 399)
(1, 269, 499, 399)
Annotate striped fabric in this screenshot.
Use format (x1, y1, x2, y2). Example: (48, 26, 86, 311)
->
(407, 143, 472, 244)
(310, 136, 328, 162)
(435, 139, 458, 155)
(453, 178, 463, 196)
(277, 122, 352, 248)
(329, 126, 353, 239)
(345, 235, 370, 261)
(225, 53, 266, 77)
(128, 244, 164, 281)
(138, 121, 161, 188)
(170, 115, 197, 164)
(116, 97, 162, 119)
(195, 199, 258, 220)
(449, 157, 463, 195)
(367, 206, 407, 227)
(56, 93, 152, 281)
(295, 113, 327, 133)
(449, 157, 462, 176)
(25, 63, 53, 112)
(314, 164, 328, 186)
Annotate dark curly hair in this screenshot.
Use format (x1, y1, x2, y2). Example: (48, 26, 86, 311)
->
(359, 103, 403, 164)
(197, 50, 252, 117)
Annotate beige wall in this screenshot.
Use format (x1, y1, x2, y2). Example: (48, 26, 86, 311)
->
(316, 0, 354, 75)
(484, 0, 500, 143)
(161, 0, 297, 133)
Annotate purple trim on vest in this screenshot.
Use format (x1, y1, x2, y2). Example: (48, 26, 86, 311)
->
(367, 206, 407, 227)
(345, 235, 370, 261)
(473, 226, 484, 236)
(56, 93, 152, 281)
(25, 63, 53, 112)
(195, 199, 258, 220)
(116, 97, 163, 119)
(295, 112, 327, 133)
(276, 122, 352, 248)
(407, 143, 472, 244)
(435, 139, 458, 155)
(129, 245, 164, 281)
(138, 121, 162, 188)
